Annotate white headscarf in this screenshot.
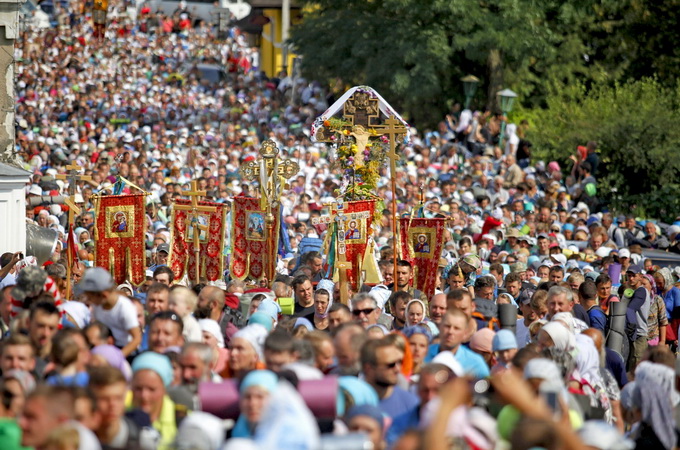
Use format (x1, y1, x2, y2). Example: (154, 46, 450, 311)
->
(232, 324, 268, 360)
(198, 319, 224, 348)
(575, 333, 603, 387)
(541, 321, 575, 353)
(405, 299, 427, 326)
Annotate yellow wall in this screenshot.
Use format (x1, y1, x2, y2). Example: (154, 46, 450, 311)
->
(260, 8, 298, 77)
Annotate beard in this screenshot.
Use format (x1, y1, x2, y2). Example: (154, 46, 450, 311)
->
(194, 305, 212, 320)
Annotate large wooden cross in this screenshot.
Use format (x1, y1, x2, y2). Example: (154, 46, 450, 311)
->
(56, 163, 91, 299)
(239, 140, 299, 284)
(174, 180, 217, 283)
(374, 116, 408, 286)
(313, 198, 371, 305)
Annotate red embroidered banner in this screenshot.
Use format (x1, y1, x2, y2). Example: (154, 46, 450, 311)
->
(399, 217, 446, 299)
(169, 199, 227, 283)
(230, 197, 280, 281)
(94, 194, 146, 285)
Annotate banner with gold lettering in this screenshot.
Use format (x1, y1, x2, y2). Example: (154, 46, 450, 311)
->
(94, 194, 147, 285)
(169, 199, 227, 283)
(399, 217, 445, 299)
(230, 197, 280, 281)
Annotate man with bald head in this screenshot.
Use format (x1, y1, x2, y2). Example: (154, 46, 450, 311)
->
(429, 293, 447, 325)
(196, 285, 238, 344)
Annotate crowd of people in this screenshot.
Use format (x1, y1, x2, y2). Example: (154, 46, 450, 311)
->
(4, 0, 680, 449)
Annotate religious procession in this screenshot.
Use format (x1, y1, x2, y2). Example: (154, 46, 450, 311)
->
(1, 0, 680, 449)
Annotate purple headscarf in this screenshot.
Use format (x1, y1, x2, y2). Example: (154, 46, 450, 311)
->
(91, 345, 133, 381)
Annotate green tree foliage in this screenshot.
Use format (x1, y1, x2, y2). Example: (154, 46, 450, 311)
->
(526, 79, 680, 221)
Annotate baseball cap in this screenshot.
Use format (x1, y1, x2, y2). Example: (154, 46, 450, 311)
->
(492, 329, 518, 352)
(74, 267, 114, 294)
(619, 248, 631, 259)
(626, 264, 643, 275)
(157, 243, 170, 254)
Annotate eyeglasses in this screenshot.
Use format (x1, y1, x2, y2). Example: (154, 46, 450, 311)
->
(380, 359, 403, 369)
(352, 308, 375, 316)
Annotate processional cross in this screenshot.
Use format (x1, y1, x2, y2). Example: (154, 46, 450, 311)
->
(374, 116, 408, 284)
(314, 92, 408, 289)
(174, 180, 217, 283)
(56, 163, 91, 299)
(239, 140, 300, 284)
(312, 198, 371, 305)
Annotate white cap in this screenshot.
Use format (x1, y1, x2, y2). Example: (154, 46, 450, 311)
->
(619, 248, 631, 259)
(432, 351, 464, 377)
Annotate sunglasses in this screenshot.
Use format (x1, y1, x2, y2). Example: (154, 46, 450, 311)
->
(352, 308, 375, 316)
(381, 359, 403, 369)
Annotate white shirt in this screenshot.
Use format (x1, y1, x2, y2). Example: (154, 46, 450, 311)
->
(93, 295, 139, 347)
(516, 318, 531, 348)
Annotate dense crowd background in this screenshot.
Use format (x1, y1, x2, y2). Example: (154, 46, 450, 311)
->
(3, 1, 680, 449)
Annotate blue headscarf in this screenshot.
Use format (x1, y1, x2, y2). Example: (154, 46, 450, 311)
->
(336, 376, 379, 416)
(131, 352, 173, 387)
(232, 370, 280, 438)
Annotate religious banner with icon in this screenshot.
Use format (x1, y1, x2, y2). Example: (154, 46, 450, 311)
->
(317, 199, 376, 292)
(231, 197, 280, 281)
(94, 194, 147, 285)
(169, 199, 226, 283)
(399, 217, 446, 299)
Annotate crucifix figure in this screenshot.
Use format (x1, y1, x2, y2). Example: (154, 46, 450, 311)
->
(374, 116, 408, 285)
(56, 163, 91, 299)
(312, 198, 371, 305)
(239, 140, 300, 284)
(174, 180, 217, 283)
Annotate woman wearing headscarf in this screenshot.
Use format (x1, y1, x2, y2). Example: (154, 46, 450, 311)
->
(127, 351, 178, 448)
(642, 274, 668, 346)
(654, 268, 680, 346)
(404, 299, 427, 327)
(536, 321, 575, 353)
(89, 345, 133, 382)
(626, 362, 678, 450)
(232, 370, 279, 438)
(571, 334, 612, 423)
(199, 319, 229, 374)
(344, 405, 386, 450)
(402, 325, 433, 380)
(219, 324, 268, 379)
(305, 284, 333, 331)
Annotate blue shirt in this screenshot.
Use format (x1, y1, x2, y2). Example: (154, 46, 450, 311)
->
(587, 305, 607, 333)
(424, 344, 490, 379)
(386, 405, 420, 445)
(379, 386, 419, 420)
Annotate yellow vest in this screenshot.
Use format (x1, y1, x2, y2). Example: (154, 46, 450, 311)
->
(125, 391, 178, 449)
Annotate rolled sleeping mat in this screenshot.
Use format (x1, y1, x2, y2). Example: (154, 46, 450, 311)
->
(198, 375, 339, 420)
(498, 304, 518, 333)
(605, 300, 627, 358)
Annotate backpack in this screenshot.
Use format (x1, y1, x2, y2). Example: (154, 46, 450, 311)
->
(222, 304, 246, 328)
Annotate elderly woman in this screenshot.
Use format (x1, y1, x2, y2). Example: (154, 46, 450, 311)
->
(219, 324, 268, 379)
(654, 268, 680, 346)
(199, 319, 229, 374)
(128, 351, 178, 448)
(536, 321, 575, 353)
(232, 370, 279, 438)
